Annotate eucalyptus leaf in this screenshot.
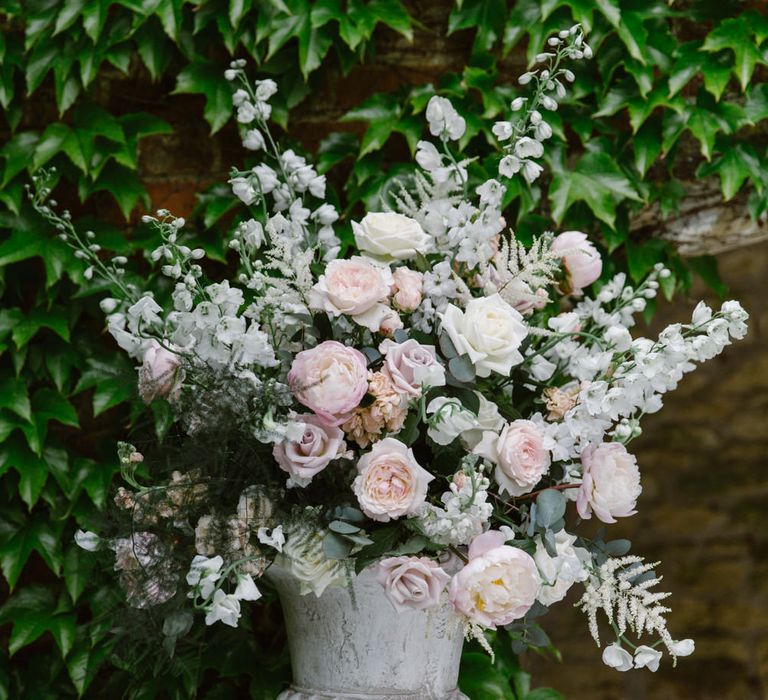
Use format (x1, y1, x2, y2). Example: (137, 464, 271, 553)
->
(535, 489, 566, 528)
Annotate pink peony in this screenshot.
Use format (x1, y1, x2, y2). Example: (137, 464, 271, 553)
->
(138, 340, 184, 403)
(376, 556, 450, 612)
(577, 442, 642, 523)
(379, 338, 446, 398)
(353, 438, 433, 521)
(449, 530, 539, 628)
(273, 414, 347, 482)
(391, 267, 424, 312)
(551, 230, 602, 294)
(288, 341, 369, 426)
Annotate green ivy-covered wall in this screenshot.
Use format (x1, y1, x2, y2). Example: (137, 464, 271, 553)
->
(1, 1, 767, 697)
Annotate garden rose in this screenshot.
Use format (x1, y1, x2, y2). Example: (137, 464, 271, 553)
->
(353, 212, 431, 261)
(440, 294, 528, 377)
(551, 230, 602, 294)
(309, 257, 393, 331)
(273, 415, 347, 482)
(288, 341, 368, 426)
(474, 419, 551, 497)
(533, 530, 590, 606)
(353, 438, 434, 522)
(376, 556, 450, 612)
(379, 338, 446, 397)
(449, 530, 539, 627)
(391, 267, 424, 311)
(280, 528, 346, 597)
(138, 340, 184, 403)
(577, 442, 642, 523)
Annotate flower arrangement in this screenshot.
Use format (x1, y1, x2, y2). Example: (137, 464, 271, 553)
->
(38, 25, 749, 675)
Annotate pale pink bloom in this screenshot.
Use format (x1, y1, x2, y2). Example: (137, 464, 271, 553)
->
(379, 338, 446, 398)
(376, 556, 450, 612)
(288, 341, 368, 426)
(449, 530, 539, 628)
(378, 307, 404, 335)
(353, 438, 433, 521)
(551, 230, 602, 293)
(309, 257, 393, 331)
(273, 414, 347, 481)
(577, 442, 642, 523)
(391, 267, 424, 312)
(138, 340, 184, 403)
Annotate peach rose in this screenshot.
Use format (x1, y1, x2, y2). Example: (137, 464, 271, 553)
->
(376, 556, 450, 612)
(379, 338, 446, 398)
(288, 341, 368, 426)
(391, 267, 424, 312)
(273, 414, 347, 482)
(353, 438, 434, 521)
(449, 530, 539, 628)
(577, 442, 641, 523)
(309, 257, 393, 332)
(551, 231, 602, 294)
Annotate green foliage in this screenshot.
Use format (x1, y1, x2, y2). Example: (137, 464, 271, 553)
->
(0, 0, 766, 697)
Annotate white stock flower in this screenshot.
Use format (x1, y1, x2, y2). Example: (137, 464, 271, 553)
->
(440, 294, 528, 378)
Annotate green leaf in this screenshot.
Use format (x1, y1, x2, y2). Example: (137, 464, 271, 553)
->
(64, 545, 94, 604)
(135, 19, 174, 80)
(297, 15, 334, 79)
(0, 374, 31, 422)
(633, 119, 662, 176)
(535, 489, 566, 527)
(12, 307, 71, 348)
(459, 652, 515, 700)
(448, 354, 476, 383)
(1, 132, 40, 188)
(688, 255, 728, 297)
(82, 162, 149, 219)
(32, 388, 80, 428)
(32, 122, 72, 171)
(668, 42, 703, 97)
(67, 641, 109, 696)
(697, 144, 757, 200)
(92, 377, 134, 416)
(0, 515, 63, 587)
(82, 0, 108, 41)
(549, 150, 641, 227)
(174, 60, 232, 133)
(702, 17, 765, 91)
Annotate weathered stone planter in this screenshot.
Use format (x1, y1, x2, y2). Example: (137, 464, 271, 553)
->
(269, 565, 468, 700)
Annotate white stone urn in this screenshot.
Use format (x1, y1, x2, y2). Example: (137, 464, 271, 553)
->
(269, 564, 468, 699)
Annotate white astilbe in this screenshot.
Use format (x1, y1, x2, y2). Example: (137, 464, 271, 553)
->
(576, 556, 679, 656)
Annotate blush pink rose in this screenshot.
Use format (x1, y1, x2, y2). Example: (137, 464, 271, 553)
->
(551, 230, 602, 294)
(449, 530, 539, 628)
(309, 257, 393, 331)
(353, 438, 434, 522)
(138, 340, 184, 403)
(577, 442, 642, 523)
(375, 556, 450, 612)
(288, 341, 369, 426)
(273, 414, 347, 482)
(378, 307, 404, 336)
(379, 338, 446, 398)
(473, 420, 550, 497)
(391, 267, 423, 312)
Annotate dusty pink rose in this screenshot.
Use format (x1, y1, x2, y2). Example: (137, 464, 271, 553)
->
(449, 530, 539, 628)
(391, 267, 423, 312)
(551, 230, 602, 294)
(288, 341, 368, 425)
(309, 257, 393, 331)
(379, 338, 446, 398)
(273, 414, 347, 482)
(138, 340, 184, 403)
(474, 420, 550, 496)
(376, 556, 450, 612)
(577, 442, 642, 523)
(353, 438, 434, 522)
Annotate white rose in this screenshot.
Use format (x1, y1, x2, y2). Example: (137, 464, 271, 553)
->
(353, 438, 434, 522)
(440, 294, 528, 377)
(353, 212, 431, 261)
(308, 257, 393, 332)
(533, 530, 590, 606)
(577, 442, 642, 523)
(279, 529, 347, 597)
(426, 397, 477, 446)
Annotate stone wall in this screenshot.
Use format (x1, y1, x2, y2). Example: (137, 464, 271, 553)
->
(526, 241, 768, 700)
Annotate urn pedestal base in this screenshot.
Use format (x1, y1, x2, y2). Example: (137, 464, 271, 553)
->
(269, 565, 468, 700)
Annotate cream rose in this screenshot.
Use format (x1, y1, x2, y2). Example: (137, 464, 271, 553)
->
(279, 528, 347, 597)
(353, 438, 434, 522)
(288, 341, 369, 426)
(577, 442, 642, 523)
(551, 231, 602, 294)
(473, 419, 551, 496)
(391, 267, 424, 311)
(449, 530, 539, 628)
(379, 338, 446, 397)
(353, 212, 431, 261)
(375, 556, 450, 612)
(273, 414, 347, 483)
(309, 257, 393, 332)
(440, 294, 528, 378)
(533, 530, 590, 606)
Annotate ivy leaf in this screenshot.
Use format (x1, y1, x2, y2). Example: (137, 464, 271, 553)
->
(297, 14, 334, 79)
(82, 163, 149, 219)
(67, 641, 109, 697)
(12, 307, 71, 348)
(0, 373, 31, 422)
(0, 514, 63, 588)
(697, 144, 758, 201)
(135, 19, 174, 80)
(174, 60, 232, 133)
(549, 150, 641, 227)
(64, 545, 94, 603)
(342, 92, 401, 156)
(633, 119, 662, 176)
(702, 16, 765, 91)
(668, 42, 703, 97)
(82, 0, 109, 41)
(1, 132, 40, 188)
(32, 388, 80, 429)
